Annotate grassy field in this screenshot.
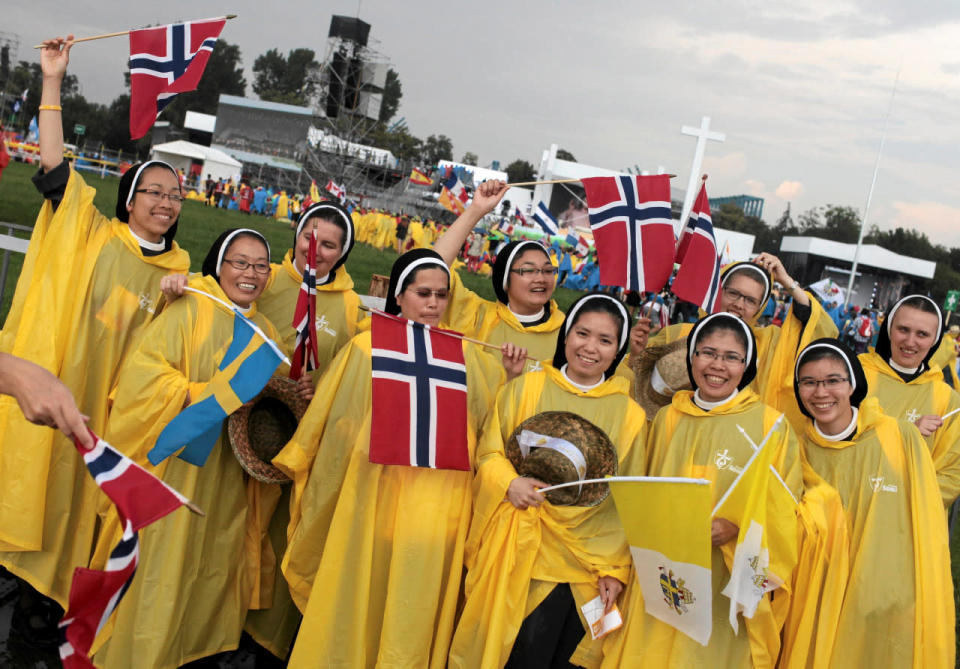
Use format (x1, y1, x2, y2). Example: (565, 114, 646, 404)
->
(1, 159, 959, 656)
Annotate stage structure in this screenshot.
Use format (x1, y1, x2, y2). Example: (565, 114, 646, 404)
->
(305, 15, 396, 199)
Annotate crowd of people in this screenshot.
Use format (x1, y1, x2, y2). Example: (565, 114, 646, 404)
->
(0, 35, 957, 669)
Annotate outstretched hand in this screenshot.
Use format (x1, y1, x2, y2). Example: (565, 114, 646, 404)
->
(470, 179, 509, 217)
(39, 35, 74, 80)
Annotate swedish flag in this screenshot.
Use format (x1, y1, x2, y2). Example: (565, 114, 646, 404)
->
(148, 310, 287, 466)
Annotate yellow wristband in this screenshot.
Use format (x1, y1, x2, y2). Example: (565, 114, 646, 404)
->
(38, 104, 62, 112)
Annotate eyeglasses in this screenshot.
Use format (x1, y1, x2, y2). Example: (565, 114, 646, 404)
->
(510, 267, 559, 278)
(722, 287, 761, 309)
(222, 258, 271, 274)
(134, 189, 185, 205)
(693, 348, 746, 365)
(407, 288, 449, 300)
(797, 376, 850, 390)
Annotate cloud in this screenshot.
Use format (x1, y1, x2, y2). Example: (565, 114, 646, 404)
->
(887, 200, 960, 247)
(775, 180, 805, 200)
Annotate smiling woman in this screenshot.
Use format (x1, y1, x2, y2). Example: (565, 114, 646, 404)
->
(0, 33, 192, 641)
(859, 294, 960, 506)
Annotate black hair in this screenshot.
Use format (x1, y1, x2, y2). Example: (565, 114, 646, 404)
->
(685, 312, 758, 392)
(569, 297, 626, 336)
(116, 161, 181, 245)
(492, 240, 551, 305)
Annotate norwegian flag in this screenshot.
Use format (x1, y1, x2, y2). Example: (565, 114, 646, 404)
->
(325, 179, 346, 202)
(128, 18, 226, 139)
(581, 175, 676, 292)
(59, 430, 195, 668)
(290, 231, 319, 380)
(671, 182, 722, 313)
(369, 311, 470, 471)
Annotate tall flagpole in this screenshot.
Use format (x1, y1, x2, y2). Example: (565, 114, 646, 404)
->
(844, 62, 901, 309)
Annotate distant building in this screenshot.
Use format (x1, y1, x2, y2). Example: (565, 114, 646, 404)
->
(779, 235, 935, 309)
(709, 195, 764, 219)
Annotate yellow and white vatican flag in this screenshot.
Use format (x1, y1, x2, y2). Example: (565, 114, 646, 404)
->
(609, 476, 714, 646)
(715, 416, 799, 633)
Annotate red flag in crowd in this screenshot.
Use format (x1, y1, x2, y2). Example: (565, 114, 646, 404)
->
(672, 181, 722, 313)
(58, 430, 196, 668)
(368, 311, 469, 471)
(128, 18, 226, 139)
(290, 230, 319, 379)
(581, 175, 675, 293)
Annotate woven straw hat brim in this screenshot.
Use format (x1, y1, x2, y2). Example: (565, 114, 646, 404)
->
(632, 339, 690, 419)
(228, 376, 309, 484)
(505, 411, 617, 507)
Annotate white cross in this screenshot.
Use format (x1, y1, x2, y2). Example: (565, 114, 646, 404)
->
(679, 116, 726, 233)
(905, 408, 920, 423)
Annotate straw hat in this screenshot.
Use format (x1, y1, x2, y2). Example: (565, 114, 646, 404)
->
(504, 411, 617, 507)
(228, 377, 309, 484)
(632, 339, 691, 419)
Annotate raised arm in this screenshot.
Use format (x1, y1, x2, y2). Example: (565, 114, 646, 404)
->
(38, 35, 74, 173)
(754, 252, 810, 307)
(433, 179, 508, 266)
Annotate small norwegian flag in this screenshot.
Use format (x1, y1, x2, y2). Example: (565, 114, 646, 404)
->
(369, 311, 470, 471)
(128, 18, 226, 139)
(59, 430, 195, 668)
(581, 175, 675, 293)
(671, 182, 722, 313)
(290, 231, 319, 379)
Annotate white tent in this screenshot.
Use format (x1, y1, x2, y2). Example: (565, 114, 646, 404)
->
(150, 140, 242, 185)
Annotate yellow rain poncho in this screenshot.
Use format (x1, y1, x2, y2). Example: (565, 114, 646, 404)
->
(931, 332, 960, 388)
(90, 275, 282, 669)
(602, 389, 800, 668)
(448, 366, 647, 669)
(274, 331, 504, 668)
(274, 192, 289, 221)
(860, 351, 960, 506)
(245, 250, 361, 657)
(443, 270, 566, 373)
(787, 397, 954, 668)
(0, 166, 189, 606)
(641, 294, 836, 430)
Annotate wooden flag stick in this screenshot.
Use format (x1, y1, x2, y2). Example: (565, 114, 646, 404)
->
(33, 15, 237, 48)
(506, 175, 677, 188)
(360, 305, 502, 351)
(184, 500, 205, 516)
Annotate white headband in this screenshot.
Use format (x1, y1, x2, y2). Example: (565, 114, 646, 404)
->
(501, 240, 548, 292)
(885, 294, 942, 343)
(689, 311, 754, 365)
(394, 257, 450, 297)
(564, 294, 630, 351)
(125, 160, 178, 207)
(216, 229, 270, 276)
(723, 263, 771, 302)
(296, 203, 354, 261)
(794, 342, 857, 393)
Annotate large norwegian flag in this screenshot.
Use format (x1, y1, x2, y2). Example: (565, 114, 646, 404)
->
(59, 430, 196, 668)
(671, 182, 722, 313)
(369, 311, 470, 471)
(581, 175, 676, 292)
(290, 231, 319, 380)
(128, 18, 226, 139)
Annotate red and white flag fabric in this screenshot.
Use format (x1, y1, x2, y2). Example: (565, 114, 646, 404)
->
(289, 231, 319, 380)
(576, 235, 590, 257)
(59, 430, 195, 668)
(581, 175, 675, 293)
(671, 182, 722, 313)
(438, 173, 469, 215)
(369, 311, 470, 471)
(325, 179, 346, 201)
(128, 18, 226, 140)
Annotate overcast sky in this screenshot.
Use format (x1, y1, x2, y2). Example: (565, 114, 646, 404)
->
(7, 1, 960, 248)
